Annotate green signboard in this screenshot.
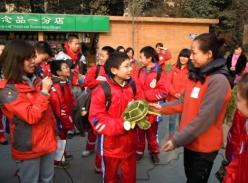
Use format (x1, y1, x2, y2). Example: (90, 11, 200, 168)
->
(0, 13, 109, 32)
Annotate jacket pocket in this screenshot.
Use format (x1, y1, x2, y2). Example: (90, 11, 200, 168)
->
(13, 116, 32, 152)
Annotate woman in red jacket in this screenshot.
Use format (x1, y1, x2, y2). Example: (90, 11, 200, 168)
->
(167, 48, 190, 137)
(0, 40, 56, 183)
(223, 74, 248, 183)
(151, 33, 233, 183)
(89, 52, 143, 183)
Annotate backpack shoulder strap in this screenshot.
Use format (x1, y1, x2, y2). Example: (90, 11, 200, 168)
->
(156, 67, 162, 82)
(138, 67, 143, 78)
(100, 82, 112, 111)
(130, 80, 137, 97)
(95, 65, 101, 79)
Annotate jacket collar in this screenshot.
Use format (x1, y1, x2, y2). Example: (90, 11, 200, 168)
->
(189, 58, 233, 86)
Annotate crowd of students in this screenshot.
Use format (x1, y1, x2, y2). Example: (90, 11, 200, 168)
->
(0, 32, 247, 183)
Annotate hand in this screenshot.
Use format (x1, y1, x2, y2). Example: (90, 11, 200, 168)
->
(41, 77, 53, 92)
(149, 103, 162, 110)
(96, 76, 107, 81)
(175, 93, 181, 99)
(230, 67, 235, 71)
(161, 140, 175, 152)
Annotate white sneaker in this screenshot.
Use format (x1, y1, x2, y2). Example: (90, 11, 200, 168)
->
(81, 150, 93, 157)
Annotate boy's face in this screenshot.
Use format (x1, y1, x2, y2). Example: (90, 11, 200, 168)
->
(111, 59, 132, 82)
(69, 38, 80, 53)
(34, 52, 50, 65)
(99, 50, 109, 65)
(57, 63, 70, 78)
(237, 90, 248, 117)
(140, 52, 152, 67)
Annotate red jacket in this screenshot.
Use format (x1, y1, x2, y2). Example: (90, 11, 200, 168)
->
(161, 74, 231, 152)
(0, 77, 57, 160)
(134, 64, 169, 102)
(134, 64, 170, 122)
(84, 65, 106, 89)
(40, 62, 51, 77)
(223, 110, 248, 183)
(158, 51, 172, 67)
(50, 77, 76, 139)
(89, 78, 144, 158)
(167, 65, 189, 101)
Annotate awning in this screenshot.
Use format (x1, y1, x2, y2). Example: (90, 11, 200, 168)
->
(0, 13, 109, 32)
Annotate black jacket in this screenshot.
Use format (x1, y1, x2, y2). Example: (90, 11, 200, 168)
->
(226, 54, 247, 76)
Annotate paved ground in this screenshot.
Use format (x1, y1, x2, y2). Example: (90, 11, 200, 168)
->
(0, 118, 224, 183)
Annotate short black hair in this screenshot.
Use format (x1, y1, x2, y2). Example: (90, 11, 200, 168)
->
(104, 52, 129, 78)
(34, 41, 53, 57)
(67, 34, 79, 42)
(102, 46, 115, 56)
(155, 42, 163, 48)
(50, 60, 67, 76)
(140, 46, 158, 63)
(116, 46, 125, 52)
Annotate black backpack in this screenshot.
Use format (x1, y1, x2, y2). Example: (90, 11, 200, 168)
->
(73, 80, 136, 135)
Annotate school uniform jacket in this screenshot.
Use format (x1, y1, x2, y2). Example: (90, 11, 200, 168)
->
(161, 58, 232, 153)
(50, 77, 76, 138)
(89, 78, 144, 158)
(0, 76, 57, 160)
(84, 65, 106, 89)
(167, 65, 189, 101)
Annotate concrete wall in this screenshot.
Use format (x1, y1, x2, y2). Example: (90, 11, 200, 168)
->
(99, 16, 219, 63)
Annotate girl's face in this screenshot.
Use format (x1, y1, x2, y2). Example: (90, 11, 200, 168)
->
(23, 56, 36, 75)
(179, 56, 189, 65)
(190, 40, 212, 68)
(127, 50, 134, 59)
(99, 50, 109, 65)
(111, 59, 132, 84)
(237, 90, 248, 117)
(57, 63, 70, 78)
(140, 52, 152, 67)
(234, 47, 242, 55)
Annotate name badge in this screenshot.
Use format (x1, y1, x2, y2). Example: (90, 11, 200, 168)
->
(190, 87, 200, 99)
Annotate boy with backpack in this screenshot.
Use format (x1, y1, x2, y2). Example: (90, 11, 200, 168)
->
(89, 52, 144, 182)
(50, 60, 76, 168)
(82, 46, 115, 173)
(134, 46, 170, 164)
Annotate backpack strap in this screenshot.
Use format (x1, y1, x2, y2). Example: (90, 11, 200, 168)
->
(100, 82, 112, 111)
(156, 67, 162, 82)
(95, 65, 101, 79)
(138, 66, 162, 82)
(99, 80, 136, 111)
(130, 80, 137, 97)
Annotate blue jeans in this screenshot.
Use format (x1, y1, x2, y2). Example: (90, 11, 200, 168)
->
(168, 114, 180, 136)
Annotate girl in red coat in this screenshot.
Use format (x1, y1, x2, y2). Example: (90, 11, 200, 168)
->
(223, 74, 248, 183)
(50, 60, 76, 168)
(0, 40, 56, 183)
(167, 48, 190, 137)
(89, 52, 143, 183)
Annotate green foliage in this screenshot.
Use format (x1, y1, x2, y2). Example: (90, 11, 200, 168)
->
(225, 85, 238, 124)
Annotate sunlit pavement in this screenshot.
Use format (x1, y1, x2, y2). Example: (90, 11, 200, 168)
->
(0, 118, 223, 183)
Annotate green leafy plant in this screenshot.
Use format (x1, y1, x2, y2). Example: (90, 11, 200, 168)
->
(224, 85, 238, 124)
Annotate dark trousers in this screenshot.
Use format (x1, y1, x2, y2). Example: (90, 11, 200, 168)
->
(184, 148, 218, 183)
